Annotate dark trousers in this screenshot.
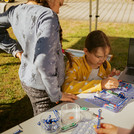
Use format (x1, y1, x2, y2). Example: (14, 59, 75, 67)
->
(21, 82, 56, 116)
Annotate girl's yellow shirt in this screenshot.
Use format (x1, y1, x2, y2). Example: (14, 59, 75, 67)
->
(62, 55, 111, 94)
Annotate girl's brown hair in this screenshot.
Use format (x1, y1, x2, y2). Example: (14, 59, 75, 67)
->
(85, 30, 111, 69)
(85, 30, 111, 53)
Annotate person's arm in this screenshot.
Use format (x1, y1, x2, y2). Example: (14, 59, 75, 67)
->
(62, 60, 102, 94)
(0, 6, 23, 57)
(62, 59, 119, 94)
(129, 127, 134, 134)
(118, 127, 131, 134)
(95, 123, 131, 134)
(15, 51, 23, 61)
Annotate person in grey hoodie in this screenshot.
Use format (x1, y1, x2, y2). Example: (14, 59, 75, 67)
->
(0, 0, 77, 116)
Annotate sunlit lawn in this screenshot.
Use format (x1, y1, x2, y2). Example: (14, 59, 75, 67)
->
(0, 20, 134, 132)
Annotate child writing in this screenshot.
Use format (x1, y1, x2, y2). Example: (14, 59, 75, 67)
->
(62, 30, 120, 94)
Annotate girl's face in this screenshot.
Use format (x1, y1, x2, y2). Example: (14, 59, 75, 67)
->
(84, 46, 110, 69)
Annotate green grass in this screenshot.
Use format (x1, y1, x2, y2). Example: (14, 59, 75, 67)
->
(0, 21, 134, 133)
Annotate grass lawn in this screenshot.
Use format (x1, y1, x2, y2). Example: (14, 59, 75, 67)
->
(0, 20, 134, 133)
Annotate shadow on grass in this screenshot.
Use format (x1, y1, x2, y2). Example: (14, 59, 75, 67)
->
(0, 49, 6, 53)
(0, 95, 33, 133)
(63, 38, 69, 42)
(0, 62, 20, 66)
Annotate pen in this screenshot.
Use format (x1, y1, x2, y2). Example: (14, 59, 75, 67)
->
(13, 129, 23, 134)
(104, 104, 115, 110)
(13, 124, 23, 134)
(88, 110, 103, 119)
(94, 96, 110, 103)
(97, 109, 102, 129)
(53, 110, 60, 120)
(117, 97, 128, 107)
(106, 90, 119, 96)
(80, 107, 104, 119)
(61, 123, 78, 132)
(46, 115, 51, 124)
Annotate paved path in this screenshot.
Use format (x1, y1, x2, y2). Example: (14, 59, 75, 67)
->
(2, 0, 134, 23)
(58, 0, 134, 24)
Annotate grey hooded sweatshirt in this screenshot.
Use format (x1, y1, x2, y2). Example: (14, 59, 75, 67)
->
(0, 4, 65, 102)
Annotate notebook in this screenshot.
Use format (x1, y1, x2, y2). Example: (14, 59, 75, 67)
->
(119, 38, 134, 84)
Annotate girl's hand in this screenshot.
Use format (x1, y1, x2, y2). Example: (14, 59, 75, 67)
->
(95, 123, 118, 134)
(108, 68, 120, 77)
(60, 92, 78, 102)
(101, 77, 119, 89)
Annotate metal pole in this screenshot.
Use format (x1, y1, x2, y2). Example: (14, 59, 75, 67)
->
(95, 0, 99, 30)
(89, 0, 92, 32)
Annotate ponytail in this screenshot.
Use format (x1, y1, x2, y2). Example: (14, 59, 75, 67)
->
(59, 26, 73, 68)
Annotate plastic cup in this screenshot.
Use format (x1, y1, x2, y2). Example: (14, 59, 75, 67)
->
(40, 112, 61, 134)
(61, 103, 81, 126)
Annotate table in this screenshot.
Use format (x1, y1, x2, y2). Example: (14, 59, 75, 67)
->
(2, 87, 134, 134)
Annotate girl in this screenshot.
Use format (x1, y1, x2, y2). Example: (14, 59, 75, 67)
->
(62, 30, 120, 94)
